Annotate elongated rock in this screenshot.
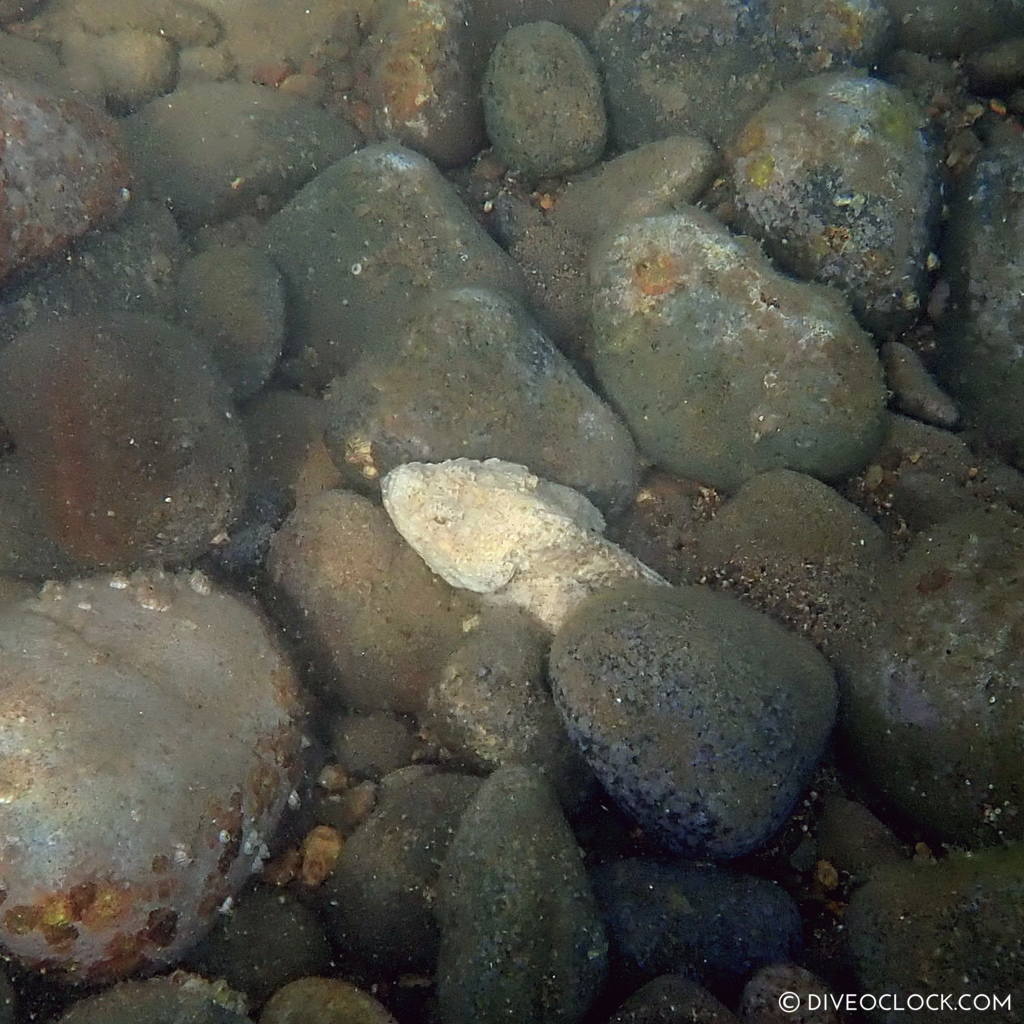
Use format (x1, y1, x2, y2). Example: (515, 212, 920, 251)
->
(0, 76, 131, 283)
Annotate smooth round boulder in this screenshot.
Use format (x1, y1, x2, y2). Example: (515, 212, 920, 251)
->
(550, 582, 838, 859)
(323, 286, 638, 512)
(0, 570, 302, 982)
(436, 766, 608, 1024)
(127, 81, 360, 228)
(267, 489, 476, 713)
(56, 972, 248, 1023)
(176, 244, 286, 401)
(316, 768, 481, 974)
(260, 977, 398, 1024)
(0, 313, 247, 569)
(482, 21, 606, 179)
(593, 858, 802, 990)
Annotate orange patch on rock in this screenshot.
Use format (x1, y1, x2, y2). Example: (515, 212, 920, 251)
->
(633, 252, 682, 297)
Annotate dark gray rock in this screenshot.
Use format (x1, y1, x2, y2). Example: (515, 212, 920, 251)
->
(329, 711, 417, 781)
(0, 198, 183, 347)
(840, 413, 1024, 538)
(187, 887, 331, 1006)
(938, 131, 1024, 469)
(550, 582, 837, 859)
(885, 0, 1024, 55)
(609, 975, 738, 1024)
(739, 964, 841, 1024)
(317, 768, 481, 974)
(846, 845, 1024, 1022)
(593, 858, 801, 992)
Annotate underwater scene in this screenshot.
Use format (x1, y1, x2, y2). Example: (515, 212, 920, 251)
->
(0, 0, 1022, 1021)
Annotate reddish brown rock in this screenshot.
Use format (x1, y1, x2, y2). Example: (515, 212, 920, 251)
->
(355, 0, 484, 168)
(0, 77, 131, 283)
(0, 313, 247, 569)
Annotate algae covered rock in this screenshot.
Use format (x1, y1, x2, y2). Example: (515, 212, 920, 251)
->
(261, 977, 398, 1024)
(554, 135, 718, 245)
(266, 143, 528, 381)
(590, 209, 886, 492)
(426, 605, 592, 810)
(846, 845, 1024, 1022)
(729, 73, 939, 339)
(591, 0, 890, 151)
(436, 766, 607, 1024)
(56, 972, 248, 1023)
(939, 131, 1024, 469)
(482, 21, 606, 179)
(697, 469, 888, 657)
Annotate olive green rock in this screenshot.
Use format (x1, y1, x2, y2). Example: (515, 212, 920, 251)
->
(590, 208, 886, 492)
(323, 287, 639, 512)
(846, 845, 1024, 1022)
(266, 143, 528, 382)
(436, 766, 607, 1024)
(838, 507, 1024, 848)
(483, 21, 606, 178)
